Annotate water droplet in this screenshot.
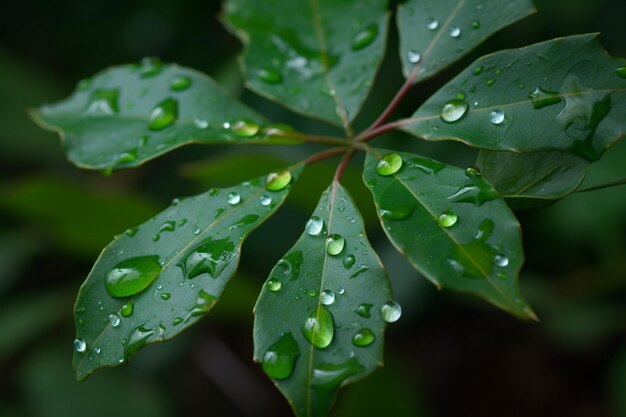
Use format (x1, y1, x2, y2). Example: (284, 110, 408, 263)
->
(449, 27, 461, 38)
(231, 119, 260, 137)
(407, 50, 421, 64)
(139, 57, 163, 78)
(320, 290, 336, 306)
(257, 67, 282, 84)
(352, 328, 375, 347)
(227, 192, 241, 205)
(301, 307, 334, 349)
(178, 238, 236, 279)
(486, 79, 495, 86)
(305, 216, 324, 236)
(121, 302, 134, 317)
(440, 99, 469, 123)
(86, 89, 119, 115)
(77, 78, 91, 91)
(528, 87, 562, 109)
(337, 287, 345, 295)
(94, 347, 101, 354)
(376, 153, 403, 176)
(105, 256, 162, 298)
(350, 265, 369, 279)
(125, 227, 138, 237)
(194, 118, 209, 129)
(267, 278, 282, 292)
(438, 211, 458, 228)
(108, 314, 121, 327)
(380, 301, 402, 323)
(355, 303, 372, 318)
(189, 290, 217, 317)
(616, 66, 626, 78)
(352, 23, 378, 50)
(489, 110, 505, 125)
(494, 254, 509, 267)
(448, 182, 498, 206)
(161, 292, 171, 300)
(325, 234, 345, 256)
(465, 166, 481, 178)
(73, 338, 86, 353)
(343, 254, 355, 268)
(262, 333, 301, 379)
(472, 20, 481, 29)
(265, 170, 292, 191)
(427, 18, 439, 30)
(148, 98, 178, 130)
(159, 220, 176, 233)
(379, 206, 416, 221)
(473, 66, 484, 76)
(259, 195, 272, 207)
(124, 325, 154, 357)
(170, 74, 192, 91)
(192, 228, 201, 235)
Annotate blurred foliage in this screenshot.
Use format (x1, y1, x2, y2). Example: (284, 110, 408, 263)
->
(0, 0, 625, 416)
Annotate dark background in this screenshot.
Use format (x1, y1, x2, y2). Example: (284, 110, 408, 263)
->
(1, 1, 626, 416)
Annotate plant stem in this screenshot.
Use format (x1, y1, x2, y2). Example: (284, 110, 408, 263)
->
(366, 71, 416, 132)
(576, 177, 626, 193)
(304, 147, 347, 165)
(272, 131, 349, 146)
(333, 148, 356, 183)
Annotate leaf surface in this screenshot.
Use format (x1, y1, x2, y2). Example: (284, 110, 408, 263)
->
(402, 34, 626, 160)
(223, 0, 389, 131)
(254, 181, 395, 417)
(397, 0, 535, 82)
(33, 59, 295, 170)
(363, 149, 535, 319)
(477, 150, 589, 209)
(72, 164, 302, 380)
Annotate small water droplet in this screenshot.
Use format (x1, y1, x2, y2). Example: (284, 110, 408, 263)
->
(139, 57, 163, 78)
(159, 220, 176, 233)
(262, 332, 300, 380)
(121, 302, 134, 317)
(161, 292, 171, 300)
(380, 301, 402, 323)
(227, 192, 241, 205)
(438, 211, 458, 228)
(465, 166, 481, 178)
(449, 27, 461, 38)
(352, 328, 375, 347)
(73, 338, 86, 353)
(265, 170, 292, 191)
(192, 228, 201, 235)
(376, 153, 403, 176)
(489, 110, 505, 125)
(325, 234, 345, 256)
(148, 98, 178, 131)
(343, 254, 355, 268)
(473, 66, 484, 76)
(170, 74, 192, 91)
(337, 287, 345, 295)
(616, 66, 626, 78)
(320, 289, 336, 306)
(108, 314, 121, 327)
(194, 118, 209, 129)
(528, 87, 562, 109)
(355, 303, 372, 318)
(305, 216, 324, 236)
(440, 99, 469, 123)
(259, 195, 272, 207)
(105, 256, 162, 298)
(267, 278, 282, 292)
(231, 119, 260, 137)
(472, 20, 481, 29)
(86, 89, 119, 115)
(407, 50, 421, 64)
(427, 18, 439, 30)
(257, 67, 282, 84)
(302, 307, 334, 349)
(125, 227, 138, 237)
(94, 347, 101, 354)
(494, 254, 509, 267)
(352, 23, 378, 50)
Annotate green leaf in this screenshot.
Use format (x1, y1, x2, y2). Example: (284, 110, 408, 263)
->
(402, 34, 626, 160)
(363, 149, 535, 319)
(32, 58, 297, 171)
(397, 0, 535, 82)
(477, 150, 589, 209)
(72, 164, 303, 380)
(253, 181, 395, 417)
(223, 0, 389, 130)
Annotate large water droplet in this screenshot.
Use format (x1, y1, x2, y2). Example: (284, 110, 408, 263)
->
(427, 18, 439, 30)
(616, 66, 626, 79)
(86, 89, 119, 115)
(262, 333, 300, 379)
(438, 211, 458, 228)
(227, 192, 241, 205)
(352, 23, 378, 50)
(124, 325, 154, 357)
(302, 307, 334, 349)
(73, 338, 86, 353)
(105, 255, 162, 298)
(448, 182, 498, 206)
(379, 205, 416, 221)
(528, 87, 562, 109)
(440, 99, 469, 123)
(257, 67, 282, 84)
(489, 110, 505, 125)
(266, 170, 292, 191)
(231, 119, 260, 137)
(139, 57, 163, 78)
(355, 303, 372, 318)
(189, 290, 217, 317)
(267, 278, 282, 292)
(380, 301, 402, 323)
(170, 74, 192, 91)
(376, 153, 403, 176)
(305, 216, 324, 236)
(449, 27, 461, 38)
(148, 98, 178, 130)
(178, 238, 236, 279)
(494, 254, 509, 267)
(320, 290, 336, 306)
(259, 195, 272, 207)
(352, 328, 375, 347)
(121, 302, 134, 317)
(108, 314, 121, 327)
(407, 50, 421, 64)
(325, 234, 345, 256)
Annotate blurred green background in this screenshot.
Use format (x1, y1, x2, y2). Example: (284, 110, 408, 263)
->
(1, 0, 626, 416)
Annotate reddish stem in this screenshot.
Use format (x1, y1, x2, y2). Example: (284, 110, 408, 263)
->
(333, 148, 356, 183)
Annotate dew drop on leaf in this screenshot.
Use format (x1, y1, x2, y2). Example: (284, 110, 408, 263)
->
(380, 301, 402, 323)
(465, 166, 481, 178)
(449, 26, 461, 38)
(427, 18, 439, 30)
(486, 79, 495, 86)
(105, 255, 162, 298)
(343, 254, 356, 269)
(257, 67, 282, 84)
(305, 216, 324, 236)
(161, 292, 171, 300)
(86, 89, 119, 115)
(320, 289, 336, 306)
(494, 254, 510, 267)
(259, 195, 272, 207)
(170, 74, 192, 91)
(473, 66, 483, 76)
(194, 118, 209, 129)
(108, 314, 121, 327)
(231, 119, 260, 137)
(177, 238, 236, 279)
(352, 328, 375, 347)
(265, 170, 292, 191)
(440, 99, 469, 123)
(325, 234, 345, 256)
(438, 211, 458, 228)
(616, 66, 626, 78)
(472, 20, 481, 29)
(407, 50, 421, 64)
(121, 302, 134, 317)
(355, 303, 372, 318)
(148, 98, 178, 130)
(267, 278, 282, 292)
(301, 307, 334, 349)
(73, 338, 86, 353)
(124, 325, 154, 357)
(351, 23, 378, 50)
(489, 110, 505, 125)
(528, 87, 562, 109)
(262, 332, 301, 380)
(376, 153, 403, 176)
(227, 192, 241, 205)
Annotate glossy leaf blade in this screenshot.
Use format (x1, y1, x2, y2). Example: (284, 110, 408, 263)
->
(32, 59, 296, 171)
(477, 150, 589, 209)
(397, 0, 535, 82)
(254, 181, 395, 417)
(363, 149, 535, 319)
(72, 164, 303, 380)
(223, 0, 389, 129)
(402, 34, 626, 160)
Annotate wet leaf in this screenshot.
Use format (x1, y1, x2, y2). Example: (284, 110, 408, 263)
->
(402, 34, 626, 161)
(253, 181, 395, 417)
(72, 164, 303, 380)
(223, 0, 389, 131)
(363, 149, 535, 319)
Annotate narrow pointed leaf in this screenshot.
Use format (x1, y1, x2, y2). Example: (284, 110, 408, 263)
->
(32, 59, 296, 171)
(223, 0, 389, 129)
(402, 35, 626, 161)
(72, 164, 303, 380)
(363, 149, 534, 319)
(254, 181, 395, 417)
(477, 150, 589, 209)
(397, 0, 535, 82)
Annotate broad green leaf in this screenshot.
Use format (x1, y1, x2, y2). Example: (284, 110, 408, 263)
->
(223, 0, 389, 130)
(253, 181, 395, 417)
(477, 150, 589, 209)
(397, 0, 535, 82)
(402, 34, 626, 160)
(72, 164, 302, 380)
(32, 58, 296, 171)
(363, 149, 535, 319)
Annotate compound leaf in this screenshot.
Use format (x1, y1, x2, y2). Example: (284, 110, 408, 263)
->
(254, 181, 396, 417)
(363, 149, 535, 319)
(72, 164, 303, 380)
